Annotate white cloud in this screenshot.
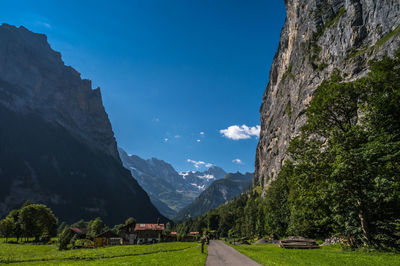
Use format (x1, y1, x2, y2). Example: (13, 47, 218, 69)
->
(187, 159, 213, 169)
(200, 132, 205, 135)
(164, 138, 169, 142)
(232, 158, 243, 164)
(219, 124, 260, 140)
(36, 21, 51, 29)
(196, 139, 201, 143)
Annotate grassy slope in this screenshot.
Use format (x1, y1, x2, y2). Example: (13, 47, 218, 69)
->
(0, 242, 206, 265)
(231, 244, 400, 266)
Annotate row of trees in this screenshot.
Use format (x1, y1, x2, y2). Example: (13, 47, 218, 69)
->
(177, 53, 400, 251)
(0, 200, 138, 248)
(0, 201, 58, 242)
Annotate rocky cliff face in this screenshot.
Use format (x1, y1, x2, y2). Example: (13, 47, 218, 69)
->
(0, 24, 167, 225)
(255, 0, 400, 187)
(0, 23, 119, 160)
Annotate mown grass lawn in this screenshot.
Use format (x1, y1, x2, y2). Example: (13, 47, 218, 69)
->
(0, 241, 207, 265)
(230, 243, 400, 266)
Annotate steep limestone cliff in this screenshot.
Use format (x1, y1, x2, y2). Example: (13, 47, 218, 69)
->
(255, 0, 400, 187)
(0, 23, 119, 160)
(0, 24, 167, 225)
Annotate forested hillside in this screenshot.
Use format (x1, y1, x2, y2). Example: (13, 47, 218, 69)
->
(177, 54, 400, 250)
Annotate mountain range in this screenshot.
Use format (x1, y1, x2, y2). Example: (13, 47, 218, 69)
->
(173, 172, 253, 222)
(118, 148, 227, 218)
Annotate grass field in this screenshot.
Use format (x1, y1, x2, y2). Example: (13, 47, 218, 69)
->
(0, 241, 207, 265)
(230, 243, 400, 266)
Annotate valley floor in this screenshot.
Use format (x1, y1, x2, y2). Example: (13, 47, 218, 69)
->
(230, 243, 400, 266)
(2, 240, 399, 266)
(0, 241, 207, 265)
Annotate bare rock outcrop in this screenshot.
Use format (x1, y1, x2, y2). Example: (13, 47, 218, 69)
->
(0, 23, 119, 161)
(255, 0, 400, 188)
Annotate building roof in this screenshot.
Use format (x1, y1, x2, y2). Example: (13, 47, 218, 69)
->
(70, 227, 87, 234)
(95, 230, 119, 238)
(134, 223, 165, 231)
(170, 232, 177, 235)
(190, 232, 199, 235)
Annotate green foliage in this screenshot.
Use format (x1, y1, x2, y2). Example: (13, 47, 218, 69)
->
(307, 7, 345, 68)
(177, 51, 400, 251)
(375, 23, 400, 49)
(5, 209, 23, 242)
(58, 227, 74, 251)
(324, 7, 345, 30)
(346, 23, 400, 61)
(285, 100, 292, 119)
(317, 62, 328, 71)
(74, 239, 93, 248)
(0, 217, 15, 242)
(88, 217, 105, 237)
(282, 64, 295, 81)
(124, 217, 136, 226)
(19, 204, 58, 241)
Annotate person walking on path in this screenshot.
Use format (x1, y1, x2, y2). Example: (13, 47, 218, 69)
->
(201, 235, 206, 253)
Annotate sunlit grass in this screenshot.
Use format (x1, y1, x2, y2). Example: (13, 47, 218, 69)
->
(230, 243, 400, 266)
(0, 241, 206, 265)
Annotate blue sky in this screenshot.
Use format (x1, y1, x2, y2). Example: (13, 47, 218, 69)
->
(2, 0, 286, 173)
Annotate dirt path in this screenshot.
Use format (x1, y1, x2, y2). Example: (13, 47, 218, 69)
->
(205, 240, 261, 266)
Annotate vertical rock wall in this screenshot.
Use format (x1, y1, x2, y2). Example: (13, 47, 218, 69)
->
(255, 0, 400, 188)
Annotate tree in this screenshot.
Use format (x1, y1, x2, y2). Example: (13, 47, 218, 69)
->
(57, 221, 68, 235)
(6, 209, 22, 242)
(88, 217, 105, 237)
(124, 217, 136, 226)
(58, 227, 74, 250)
(0, 217, 15, 242)
(19, 204, 58, 241)
(71, 219, 88, 230)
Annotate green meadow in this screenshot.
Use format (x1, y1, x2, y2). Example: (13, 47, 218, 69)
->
(230, 243, 400, 266)
(0, 241, 207, 265)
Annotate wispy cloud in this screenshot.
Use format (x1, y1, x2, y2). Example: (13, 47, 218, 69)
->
(174, 135, 181, 139)
(220, 124, 260, 140)
(187, 159, 213, 168)
(232, 158, 243, 164)
(35, 20, 51, 29)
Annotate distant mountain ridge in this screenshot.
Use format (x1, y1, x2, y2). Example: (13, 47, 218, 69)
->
(118, 148, 227, 218)
(0, 24, 166, 225)
(174, 172, 253, 222)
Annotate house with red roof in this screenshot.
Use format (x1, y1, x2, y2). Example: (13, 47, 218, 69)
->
(120, 222, 165, 244)
(134, 223, 165, 244)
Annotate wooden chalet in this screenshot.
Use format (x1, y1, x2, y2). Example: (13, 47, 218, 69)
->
(94, 230, 121, 247)
(163, 232, 177, 242)
(134, 223, 165, 244)
(120, 222, 165, 244)
(120, 222, 136, 244)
